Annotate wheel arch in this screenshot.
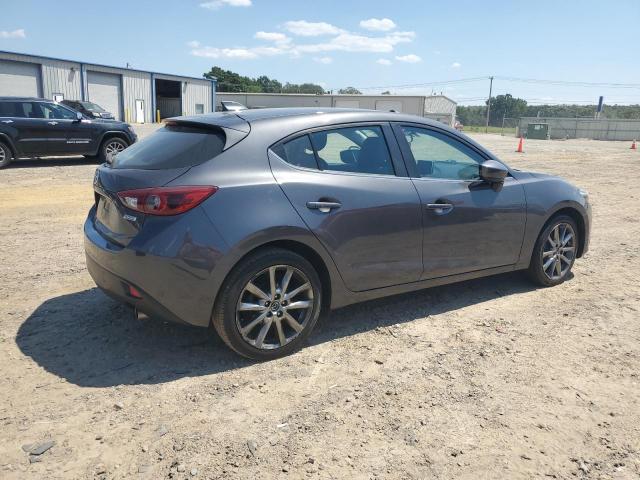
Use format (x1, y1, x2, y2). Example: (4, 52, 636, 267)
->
(541, 206, 587, 258)
(97, 131, 131, 150)
(213, 238, 333, 320)
(0, 133, 17, 158)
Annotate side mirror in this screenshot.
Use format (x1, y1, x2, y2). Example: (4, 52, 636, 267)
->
(75, 111, 83, 122)
(480, 160, 508, 183)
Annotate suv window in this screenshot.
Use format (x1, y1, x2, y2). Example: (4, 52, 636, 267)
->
(0, 101, 21, 117)
(113, 124, 226, 170)
(38, 102, 77, 120)
(401, 126, 484, 180)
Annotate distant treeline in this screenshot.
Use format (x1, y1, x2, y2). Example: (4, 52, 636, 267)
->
(456, 94, 640, 126)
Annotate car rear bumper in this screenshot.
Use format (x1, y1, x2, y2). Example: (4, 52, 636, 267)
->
(84, 205, 228, 328)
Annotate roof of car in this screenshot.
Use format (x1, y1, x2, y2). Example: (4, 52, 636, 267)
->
(174, 107, 445, 128)
(0, 96, 48, 102)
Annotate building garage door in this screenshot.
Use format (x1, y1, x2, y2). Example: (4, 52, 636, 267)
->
(375, 100, 403, 112)
(87, 71, 122, 120)
(0, 60, 41, 97)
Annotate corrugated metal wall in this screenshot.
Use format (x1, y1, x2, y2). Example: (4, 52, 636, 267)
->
(518, 117, 640, 141)
(182, 80, 213, 116)
(41, 60, 82, 100)
(123, 71, 152, 123)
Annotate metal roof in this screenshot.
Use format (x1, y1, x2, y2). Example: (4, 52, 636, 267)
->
(0, 50, 216, 83)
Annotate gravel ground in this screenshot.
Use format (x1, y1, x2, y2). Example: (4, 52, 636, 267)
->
(0, 129, 639, 479)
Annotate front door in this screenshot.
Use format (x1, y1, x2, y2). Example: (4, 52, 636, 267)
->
(135, 100, 145, 123)
(393, 124, 527, 279)
(39, 102, 95, 155)
(270, 123, 423, 292)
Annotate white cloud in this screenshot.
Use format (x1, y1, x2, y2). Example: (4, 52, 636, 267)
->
(200, 0, 251, 9)
(0, 29, 26, 39)
(376, 58, 392, 65)
(360, 18, 396, 32)
(254, 31, 290, 43)
(189, 21, 416, 60)
(284, 20, 343, 36)
(190, 43, 290, 59)
(313, 56, 333, 64)
(295, 31, 414, 54)
(451, 62, 461, 68)
(395, 54, 422, 63)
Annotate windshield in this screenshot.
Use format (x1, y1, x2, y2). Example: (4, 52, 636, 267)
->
(81, 102, 106, 112)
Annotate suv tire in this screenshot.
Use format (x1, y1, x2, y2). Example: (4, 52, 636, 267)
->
(212, 248, 322, 360)
(0, 141, 13, 169)
(98, 137, 128, 163)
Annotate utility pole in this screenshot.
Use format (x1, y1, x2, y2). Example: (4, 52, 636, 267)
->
(485, 76, 494, 133)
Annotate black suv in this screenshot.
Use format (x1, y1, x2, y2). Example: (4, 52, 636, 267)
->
(0, 97, 137, 168)
(61, 99, 115, 120)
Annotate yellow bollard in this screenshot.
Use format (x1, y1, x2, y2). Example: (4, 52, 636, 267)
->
(156, 109, 161, 123)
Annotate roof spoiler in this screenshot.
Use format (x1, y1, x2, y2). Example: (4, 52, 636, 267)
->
(164, 113, 250, 150)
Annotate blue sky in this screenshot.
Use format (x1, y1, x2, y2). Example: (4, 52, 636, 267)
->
(2, 0, 639, 105)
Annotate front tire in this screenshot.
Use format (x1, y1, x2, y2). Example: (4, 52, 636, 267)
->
(0, 141, 13, 169)
(212, 248, 322, 360)
(527, 215, 579, 286)
(98, 137, 128, 163)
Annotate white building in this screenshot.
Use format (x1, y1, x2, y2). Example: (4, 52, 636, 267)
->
(0, 50, 217, 123)
(217, 92, 457, 127)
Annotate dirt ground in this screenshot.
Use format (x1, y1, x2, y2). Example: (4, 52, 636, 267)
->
(1, 129, 638, 480)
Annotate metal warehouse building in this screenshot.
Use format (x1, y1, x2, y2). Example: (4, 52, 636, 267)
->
(0, 50, 216, 123)
(217, 92, 457, 127)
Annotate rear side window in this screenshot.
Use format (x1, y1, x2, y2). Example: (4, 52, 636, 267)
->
(0, 101, 21, 117)
(275, 135, 318, 169)
(112, 125, 225, 170)
(275, 125, 395, 176)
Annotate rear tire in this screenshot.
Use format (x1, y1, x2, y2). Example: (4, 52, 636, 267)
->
(527, 215, 579, 287)
(212, 248, 322, 360)
(0, 141, 13, 169)
(98, 137, 128, 163)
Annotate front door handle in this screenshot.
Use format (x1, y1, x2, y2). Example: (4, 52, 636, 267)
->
(48, 121, 58, 126)
(306, 201, 342, 213)
(1, 120, 13, 124)
(426, 203, 454, 215)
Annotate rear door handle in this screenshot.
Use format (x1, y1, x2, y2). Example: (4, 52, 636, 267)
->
(426, 203, 454, 215)
(48, 121, 58, 126)
(1, 120, 13, 124)
(306, 201, 342, 213)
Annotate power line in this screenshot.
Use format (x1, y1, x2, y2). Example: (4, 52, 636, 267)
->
(355, 76, 489, 91)
(495, 76, 640, 89)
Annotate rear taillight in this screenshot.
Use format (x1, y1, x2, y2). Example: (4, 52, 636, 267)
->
(117, 186, 218, 216)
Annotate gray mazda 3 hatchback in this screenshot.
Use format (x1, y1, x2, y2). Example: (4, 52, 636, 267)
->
(84, 108, 591, 359)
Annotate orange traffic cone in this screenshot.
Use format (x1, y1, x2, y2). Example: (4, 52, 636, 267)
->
(516, 136, 524, 153)
(632, 139, 637, 150)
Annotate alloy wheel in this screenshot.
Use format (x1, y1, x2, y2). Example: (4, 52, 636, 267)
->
(542, 222, 576, 281)
(235, 265, 315, 350)
(105, 141, 125, 156)
(0, 146, 5, 162)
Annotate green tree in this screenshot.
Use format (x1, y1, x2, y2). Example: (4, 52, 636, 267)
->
(487, 94, 528, 126)
(338, 87, 362, 95)
(204, 66, 325, 94)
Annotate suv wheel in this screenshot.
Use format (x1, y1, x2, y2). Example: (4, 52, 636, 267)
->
(99, 137, 128, 163)
(212, 248, 322, 360)
(527, 215, 579, 286)
(0, 141, 13, 169)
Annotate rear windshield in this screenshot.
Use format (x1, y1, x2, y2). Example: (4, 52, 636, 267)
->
(112, 125, 226, 170)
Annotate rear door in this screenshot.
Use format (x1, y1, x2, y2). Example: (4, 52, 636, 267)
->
(393, 123, 526, 279)
(269, 123, 423, 292)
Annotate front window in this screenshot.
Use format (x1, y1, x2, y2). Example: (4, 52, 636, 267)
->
(401, 126, 484, 180)
(38, 102, 78, 120)
(81, 102, 105, 112)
